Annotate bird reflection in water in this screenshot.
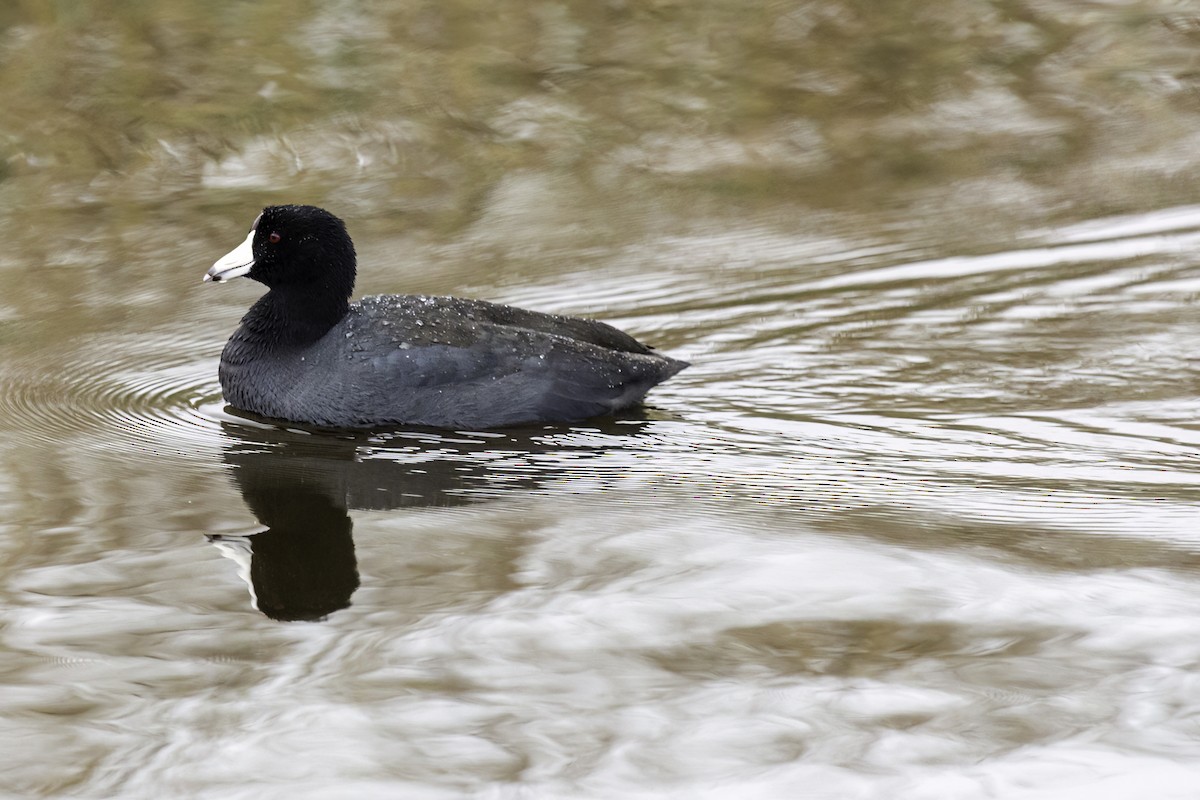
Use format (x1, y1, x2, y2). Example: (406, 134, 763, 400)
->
(209, 413, 661, 621)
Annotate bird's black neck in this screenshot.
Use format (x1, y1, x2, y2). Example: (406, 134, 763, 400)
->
(238, 287, 351, 350)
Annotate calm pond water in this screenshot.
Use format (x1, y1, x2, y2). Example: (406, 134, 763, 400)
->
(3, 2, 1200, 798)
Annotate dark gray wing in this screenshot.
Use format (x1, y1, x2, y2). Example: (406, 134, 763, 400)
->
(339, 295, 686, 427)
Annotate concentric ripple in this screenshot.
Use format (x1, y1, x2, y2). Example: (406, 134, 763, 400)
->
(0, 325, 227, 462)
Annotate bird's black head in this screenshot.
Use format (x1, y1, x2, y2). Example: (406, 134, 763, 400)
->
(207, 205, 357, 300)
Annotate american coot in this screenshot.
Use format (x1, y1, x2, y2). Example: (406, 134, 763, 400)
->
(204, 205, 688, 429)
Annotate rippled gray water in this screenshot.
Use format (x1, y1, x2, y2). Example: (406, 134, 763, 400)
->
(4, 2, 1200, 798)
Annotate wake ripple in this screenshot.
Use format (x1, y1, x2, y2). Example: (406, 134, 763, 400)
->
(0, 327, 226, 461)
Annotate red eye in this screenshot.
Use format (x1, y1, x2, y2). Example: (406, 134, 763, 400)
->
(268, 232, 281, 244)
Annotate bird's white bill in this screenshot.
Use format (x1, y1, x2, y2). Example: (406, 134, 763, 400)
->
(205, 230, 255, 283)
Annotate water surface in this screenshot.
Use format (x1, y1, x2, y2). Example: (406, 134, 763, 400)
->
(3, 2, 1200, 798)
